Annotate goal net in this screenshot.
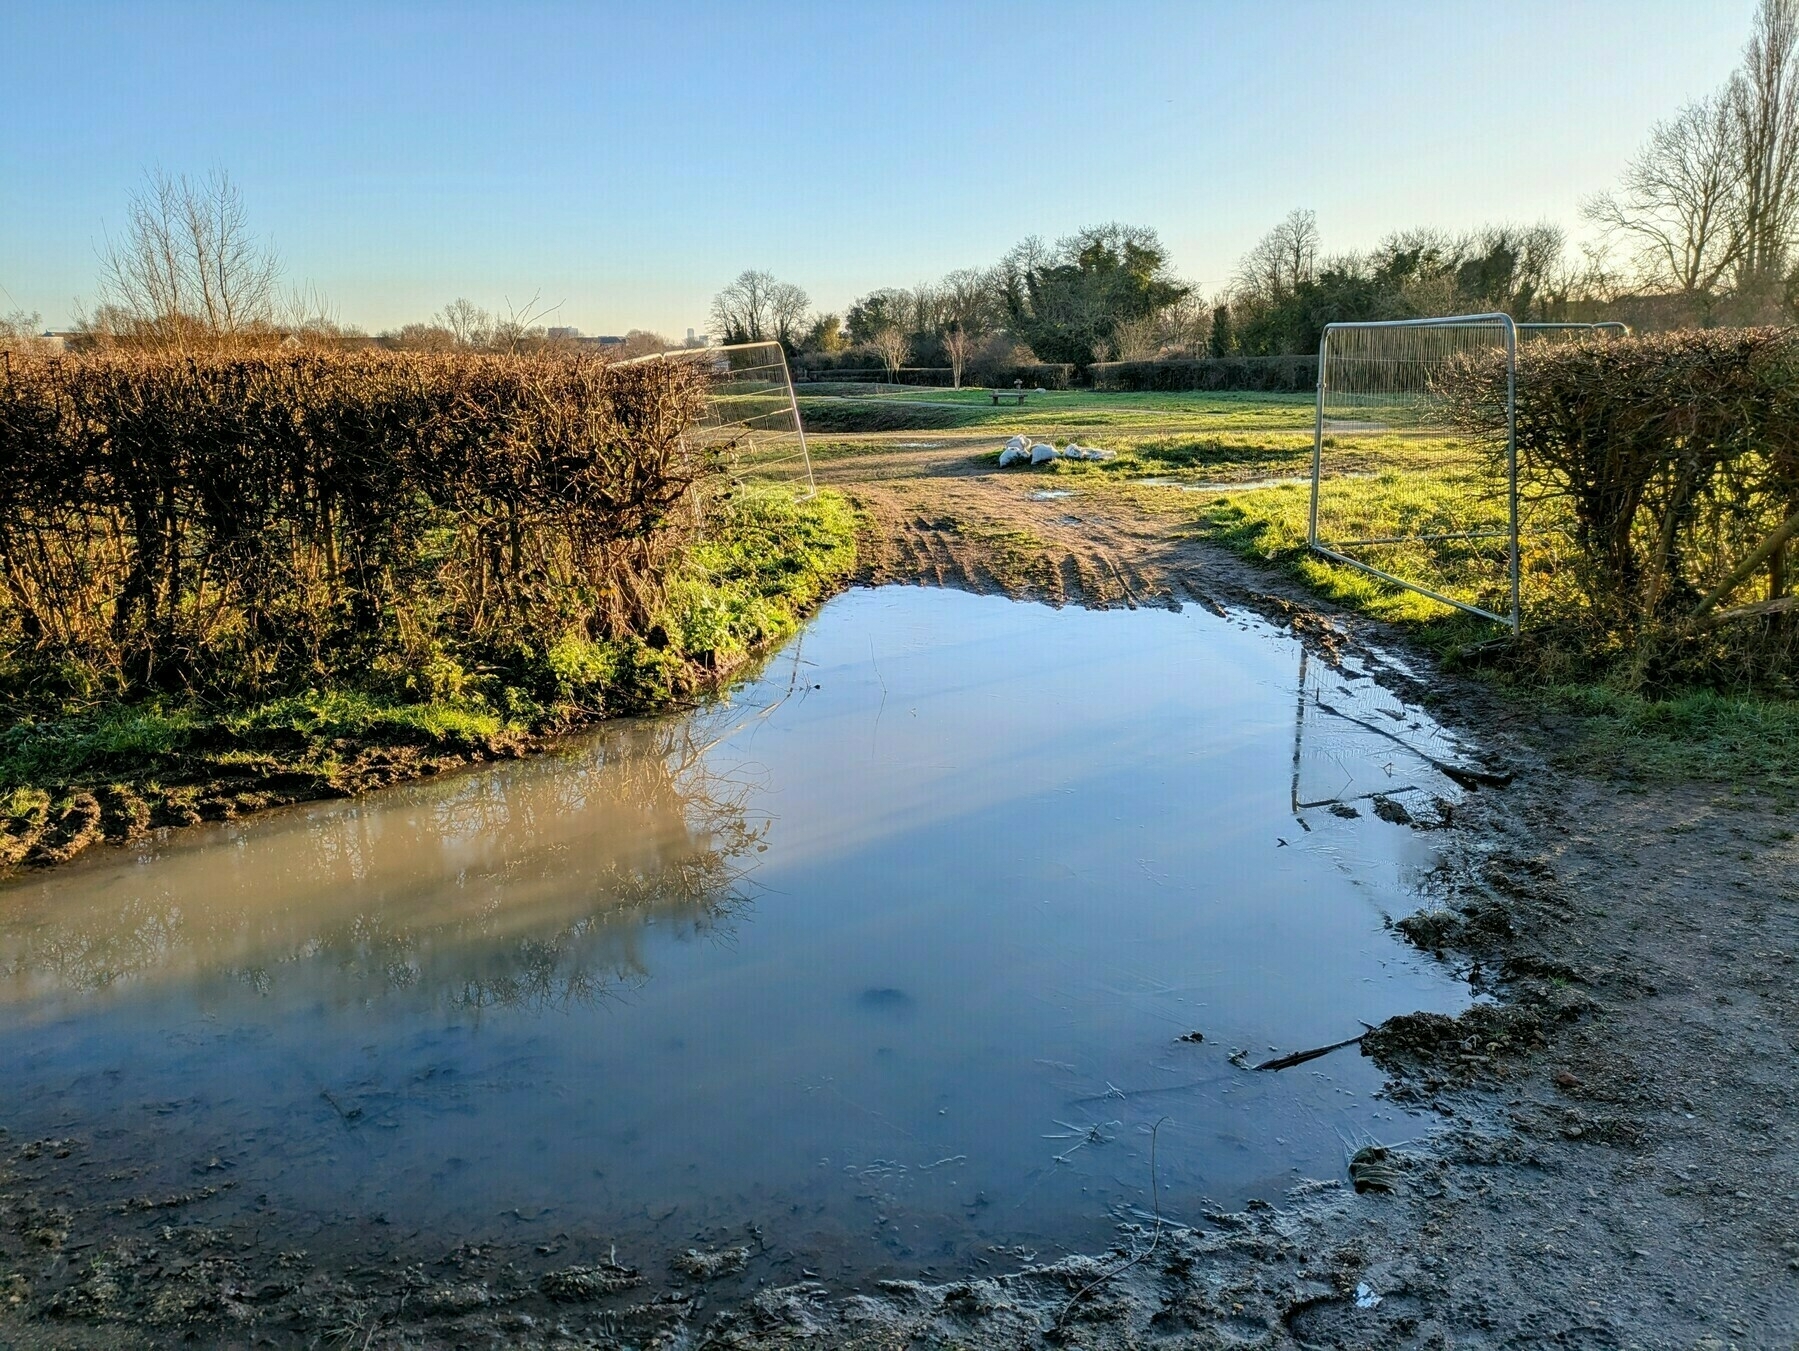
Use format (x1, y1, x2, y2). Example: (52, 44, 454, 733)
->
(625, 341, 815, 498)
(1308, 315, 1521, 630)
(1308, 317, 1630, 633)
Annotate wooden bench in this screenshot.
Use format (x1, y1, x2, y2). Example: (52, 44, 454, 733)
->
(989, 390, 1029, 405)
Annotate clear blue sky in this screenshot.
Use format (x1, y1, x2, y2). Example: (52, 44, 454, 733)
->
(1, 2, 1755, 338)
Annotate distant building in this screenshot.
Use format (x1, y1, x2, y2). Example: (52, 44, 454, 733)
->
(684, 329, 711, 348)
(547, 326, 582, 341)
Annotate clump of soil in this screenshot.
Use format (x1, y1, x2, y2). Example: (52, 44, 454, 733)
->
(1363, 1003, 1561, 1082)
(539, 1260, 644, 1301)
(672, 1244, 752, 1281)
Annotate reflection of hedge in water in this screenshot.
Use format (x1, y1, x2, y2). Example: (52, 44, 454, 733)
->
(0, 351, 709, 698)
(0, 717, 762, 1013)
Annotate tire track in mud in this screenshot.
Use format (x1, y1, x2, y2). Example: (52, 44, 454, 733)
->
(840, 446, 1328, 621)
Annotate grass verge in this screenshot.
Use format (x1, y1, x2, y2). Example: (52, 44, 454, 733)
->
(0, 485, 859, 869)
(1171, 467, 1799, 789)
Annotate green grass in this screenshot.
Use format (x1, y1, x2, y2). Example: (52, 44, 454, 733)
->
(1544, 685, 1799, 790)
(0, 486, 859, 859)
(797, 387, 1316, 434)
(1167, 457, 1799, 788)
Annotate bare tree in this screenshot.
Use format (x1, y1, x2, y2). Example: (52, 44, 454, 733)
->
(901, 282, 945, 336)
(93, 169, 282, 350)
(1584, 95, 1744, 299)
(280, 288, 364, 350)
(0, 308, 45, 352)
(1108, 314, 1161, 361)
(1234, 209, 1318, 304)
(488, 292, 561, 353)
(940, 268, 996, 338)
(941, 325, 973, 388)
(711, 270, 796, 344)
(767, 280, 811, 348)
(616, 329, 674, 358)
(437, 297, 494, 349)
(379, 322, 456, 352)
(870, 325, 911, 384)
(1729, 0, 1799, 306)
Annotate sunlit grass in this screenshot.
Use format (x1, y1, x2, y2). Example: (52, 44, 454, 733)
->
(1175, 462, 1799, 787)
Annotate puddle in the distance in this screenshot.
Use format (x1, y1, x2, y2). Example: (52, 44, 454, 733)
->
(0, 588, 1471, 1289)
(1029, 488, 1075, 500)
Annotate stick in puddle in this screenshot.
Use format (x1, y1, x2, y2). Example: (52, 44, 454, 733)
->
(1252, 1031, 1369, 1072)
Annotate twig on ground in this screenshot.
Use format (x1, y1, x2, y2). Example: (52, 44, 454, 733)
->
(1253, 1032, 1368, 1072)
(1052, 1116, 1168, 1332)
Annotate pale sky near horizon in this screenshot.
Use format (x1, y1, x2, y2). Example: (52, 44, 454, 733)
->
(0, 2, 1758, 338)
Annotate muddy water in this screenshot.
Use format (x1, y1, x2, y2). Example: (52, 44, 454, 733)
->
(0, 588, 1470, 1288)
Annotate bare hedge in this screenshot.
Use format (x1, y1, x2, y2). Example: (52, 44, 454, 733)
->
(1439, 328, 1799, 673)
(0, 349, 710, 698)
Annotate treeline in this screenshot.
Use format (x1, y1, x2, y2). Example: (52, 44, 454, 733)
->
(0, 350, 712, 702)
(711, 224, 1201, 382)
(716, 213, 1623, 376)
(1219, 213, 1600, 357)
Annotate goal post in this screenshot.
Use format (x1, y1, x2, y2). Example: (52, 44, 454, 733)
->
(1307, 317, 1631, 635)
(621, 340, 816, 499)
(1308, 314, 1520, 631)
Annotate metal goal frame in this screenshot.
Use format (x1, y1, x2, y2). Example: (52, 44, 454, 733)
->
(620, 340, 816, 499)
(1307, 316, 1630, 635)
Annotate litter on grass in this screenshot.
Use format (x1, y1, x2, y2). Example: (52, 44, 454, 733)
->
(997, 435, 1116, 467)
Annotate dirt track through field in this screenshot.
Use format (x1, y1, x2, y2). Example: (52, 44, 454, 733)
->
(821, 439, 1267, 615)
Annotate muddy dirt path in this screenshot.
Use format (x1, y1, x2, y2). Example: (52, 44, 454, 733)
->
(820, 441, 1277, 614)
(3, 439, 1797, 1349)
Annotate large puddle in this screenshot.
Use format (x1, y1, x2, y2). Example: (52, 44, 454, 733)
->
(0, 588, 1472, 1290)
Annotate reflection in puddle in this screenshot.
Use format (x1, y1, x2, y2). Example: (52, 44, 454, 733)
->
(0, 589, 1470, 1288)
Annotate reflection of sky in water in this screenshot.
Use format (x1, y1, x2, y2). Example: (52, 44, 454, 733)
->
(0, 588, 1471, 1284)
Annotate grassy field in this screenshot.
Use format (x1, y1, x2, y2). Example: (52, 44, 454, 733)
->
(797, 385, 1316, 433)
